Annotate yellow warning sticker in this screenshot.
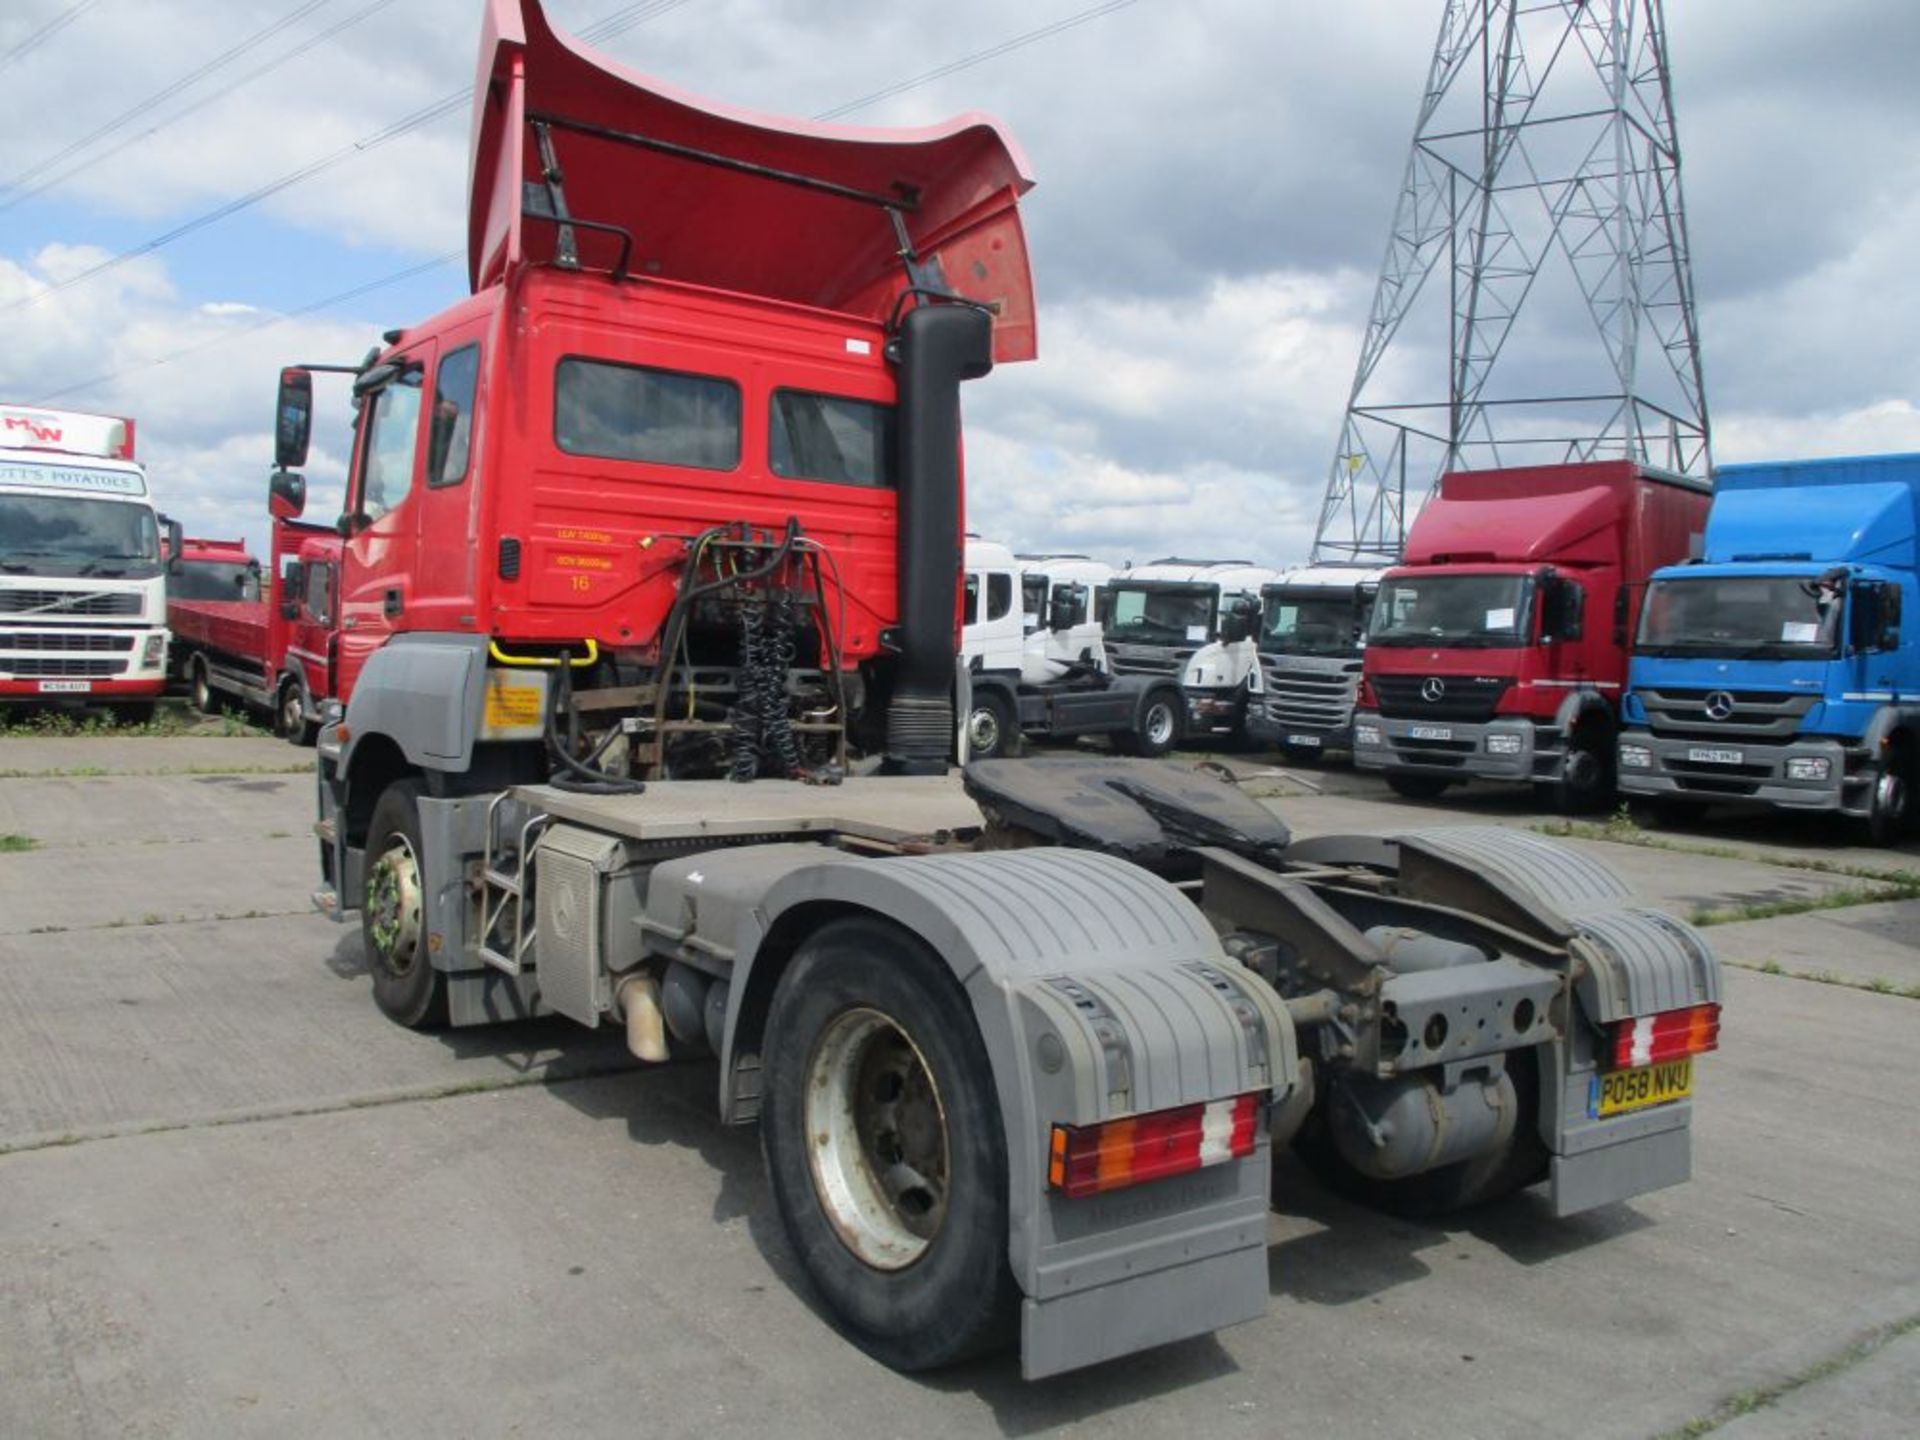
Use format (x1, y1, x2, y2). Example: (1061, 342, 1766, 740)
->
(483, 674, 545, 733)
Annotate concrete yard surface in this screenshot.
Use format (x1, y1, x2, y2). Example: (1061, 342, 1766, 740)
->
(1, 735, 1917, 1438)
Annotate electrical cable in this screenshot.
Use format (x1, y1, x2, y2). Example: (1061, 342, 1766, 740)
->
(0, 0, 332, 203)
(0, 0, 699, 315)
(0, 0, 103, 76)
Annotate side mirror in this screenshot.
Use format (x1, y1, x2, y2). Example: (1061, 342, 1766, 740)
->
(161, 514, 184, 577)
(1048, 584, 1086, 633)
(268, 467, 306, 521)
(1219, 596, 1257, 645)
(1541, 575, 1585, 642)
(275, 368, 314, 470)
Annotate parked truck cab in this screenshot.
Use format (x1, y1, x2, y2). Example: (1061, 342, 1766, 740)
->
(1618, 453, 1919, 843)
(0, 404, 176, 720)
(1248, 563, 1383, 758)
(1103, 558, 1281, 744)
(1353, 462, 1711, 811)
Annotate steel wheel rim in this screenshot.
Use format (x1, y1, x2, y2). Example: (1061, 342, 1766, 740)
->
(966, 705, 1001, 756)
(1145, 702, 1175, 747)
(281, 686, 304, 735)
(366, 832, 424, 976)
(191, 667, 209, 711)
(1875, 772, 1907, 823)
(804, 1006, 950, 1271)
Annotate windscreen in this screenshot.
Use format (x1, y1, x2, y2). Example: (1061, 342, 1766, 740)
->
(1370, 573, 1530, 648)
(1104, 584, 1215, 644)
(1637, 575, 1843, 658)
(169, 562, 259, 602)
(0, 493, 159, 577)
(1261, 590, 1359, 655)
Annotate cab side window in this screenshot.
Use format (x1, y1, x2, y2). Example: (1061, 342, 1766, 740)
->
(986, 573, 1013, 623)
(304, 562, 334, 624)
(359, 369, 425, 523)
(427, 345, 480, 488)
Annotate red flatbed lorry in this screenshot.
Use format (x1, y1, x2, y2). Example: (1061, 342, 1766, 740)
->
(166, 520, 342, 742)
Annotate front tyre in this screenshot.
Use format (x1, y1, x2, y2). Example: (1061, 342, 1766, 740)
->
(761, 916, 1017, 1371)
(1866, 761, 1912, 846)
(1116, 690, 1181, 758)
(362, 780, 447, 1028)
(1386, 772, 1451, 801)
(277, 678, 317, 747)
(965, 690, 1017, 760)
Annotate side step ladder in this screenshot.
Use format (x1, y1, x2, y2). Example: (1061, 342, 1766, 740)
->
(478, 791, 549, 975)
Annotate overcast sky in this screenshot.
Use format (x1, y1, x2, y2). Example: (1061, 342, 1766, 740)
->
(2, 0, 1918, 566)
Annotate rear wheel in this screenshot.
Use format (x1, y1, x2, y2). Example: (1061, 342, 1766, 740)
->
(760, 916, 1017, 1371)
(362, 780, 446, 1028)
(964, 690, 1017, 760)
(1386, 772, 1450, 801)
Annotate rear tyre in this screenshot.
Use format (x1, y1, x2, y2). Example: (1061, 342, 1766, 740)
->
(1386, 772, 1450, 801)
(761, 916, 1018, 1371)
(1115, 690, 1181, 758)
(188, 658, 218, 716)
(362, 780, 447, 1028)
(964, 690, 1017, 760)
(277, 678, 317, 747)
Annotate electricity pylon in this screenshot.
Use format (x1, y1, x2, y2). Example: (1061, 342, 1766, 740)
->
(1312, 0, 1709, 564)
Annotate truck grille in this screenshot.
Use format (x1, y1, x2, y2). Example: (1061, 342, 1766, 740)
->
(0, 632, 136, 652)
(1639, 688, 1817, 740)
(0, 590, 142, 616)
(0, 657, 127, 678)
(1107, 643, 1194, 679)
(1261, 657, 1361, 730)
(1373, 674, 1512, 723)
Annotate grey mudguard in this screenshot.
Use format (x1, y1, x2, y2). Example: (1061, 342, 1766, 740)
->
(672, 843, 1297, 1379)
(1393, 826, 1721, 1216)
(338, 632, 490, 771)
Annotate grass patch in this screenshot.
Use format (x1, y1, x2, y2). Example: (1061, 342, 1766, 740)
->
(0, 707, 267, 739)
(1722, 957, 1920, 1000)
(0, 833, 38, 853)
(1689, 880, 1920, 928)
(1534, 808, 1920, 888)
(1653, 1311, 1920, 1438)
(0, 762, 310, 779)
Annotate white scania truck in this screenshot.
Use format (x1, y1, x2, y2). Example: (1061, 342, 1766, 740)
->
(0, 405, 177, 719)
(1103, 558, 1284, 745)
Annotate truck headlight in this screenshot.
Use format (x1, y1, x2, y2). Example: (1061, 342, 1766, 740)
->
(1786, 756, 1831, 781)
(1619, 743, 1653, 769)
(141, 633, 166, 666)
(1486, 734, 1523, 755)
(1354, 722, 1382, 746)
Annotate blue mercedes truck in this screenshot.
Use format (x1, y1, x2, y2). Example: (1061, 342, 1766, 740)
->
(1617, 453, 1918, 844)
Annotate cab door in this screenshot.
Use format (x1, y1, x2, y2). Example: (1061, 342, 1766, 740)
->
(335, 341, 435, 696)
(289, 554, 337, 701)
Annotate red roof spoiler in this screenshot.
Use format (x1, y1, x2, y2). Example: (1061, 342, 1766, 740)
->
(468, 0, 1037, 362)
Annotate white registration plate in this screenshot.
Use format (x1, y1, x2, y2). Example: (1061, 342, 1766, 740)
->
(1409, 725, 1452, 741)
(1286, 733, 1323, 748)
(36, 680, 92, 694)
(1686, 747, 1743, 765)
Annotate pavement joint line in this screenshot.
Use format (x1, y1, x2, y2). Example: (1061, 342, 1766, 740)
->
(0, 1055, 649, 1159)
(0, 763, 315, 779)
(1530, 817, 1920, 888)
(1722, 958, 1920, 1001)
(1, 830, 303, 852)
(15, 907, 313, 937)
(1648, 1310, 1920, 1439)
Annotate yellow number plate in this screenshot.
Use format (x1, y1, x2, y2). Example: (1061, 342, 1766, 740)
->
(1589, 1058, 1693, 1118)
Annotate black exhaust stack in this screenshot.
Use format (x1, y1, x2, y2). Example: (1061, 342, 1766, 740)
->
(886, 301, 995, 773)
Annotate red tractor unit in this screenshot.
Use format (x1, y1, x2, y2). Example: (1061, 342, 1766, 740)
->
(1353, 461, 1711, 810)
(167, 521, 343, 741)
(277, 1, 1726, 1380)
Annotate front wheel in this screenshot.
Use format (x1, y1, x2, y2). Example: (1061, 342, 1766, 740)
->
(362, 780, 447, 1028)
(277, 678, 317, 747)
(1542, 729, 1614, 815)
(1866, 762, 1912, 846)
(964, 690, 1017, 760)
(1386, 772, 1451, 801)
(1115, 691, 1181, 758)
(760, 916, 1017, 1371)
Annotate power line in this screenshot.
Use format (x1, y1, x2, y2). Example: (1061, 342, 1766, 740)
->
(0, 0, 103, 76)
(1, 0, 697, 315)
(1, 0, 333, 202)
(815, 0, 1141, 121)
(1, 0, 402, 216)
(31, 249, 463, 405)
(26, 0, 1140, 402)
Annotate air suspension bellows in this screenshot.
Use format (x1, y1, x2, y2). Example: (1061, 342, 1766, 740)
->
(886, 300, 995, 773)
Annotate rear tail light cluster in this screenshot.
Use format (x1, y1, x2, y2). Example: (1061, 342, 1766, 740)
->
(1048, 1094, 1260, 1199)
(1611, 1003, 1720, 1070)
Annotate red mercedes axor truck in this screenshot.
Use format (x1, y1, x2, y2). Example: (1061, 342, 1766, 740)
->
(275, 0, 1724, 1380)
(1353, 461, 1712, 810)
(167, 520, 343, 742)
